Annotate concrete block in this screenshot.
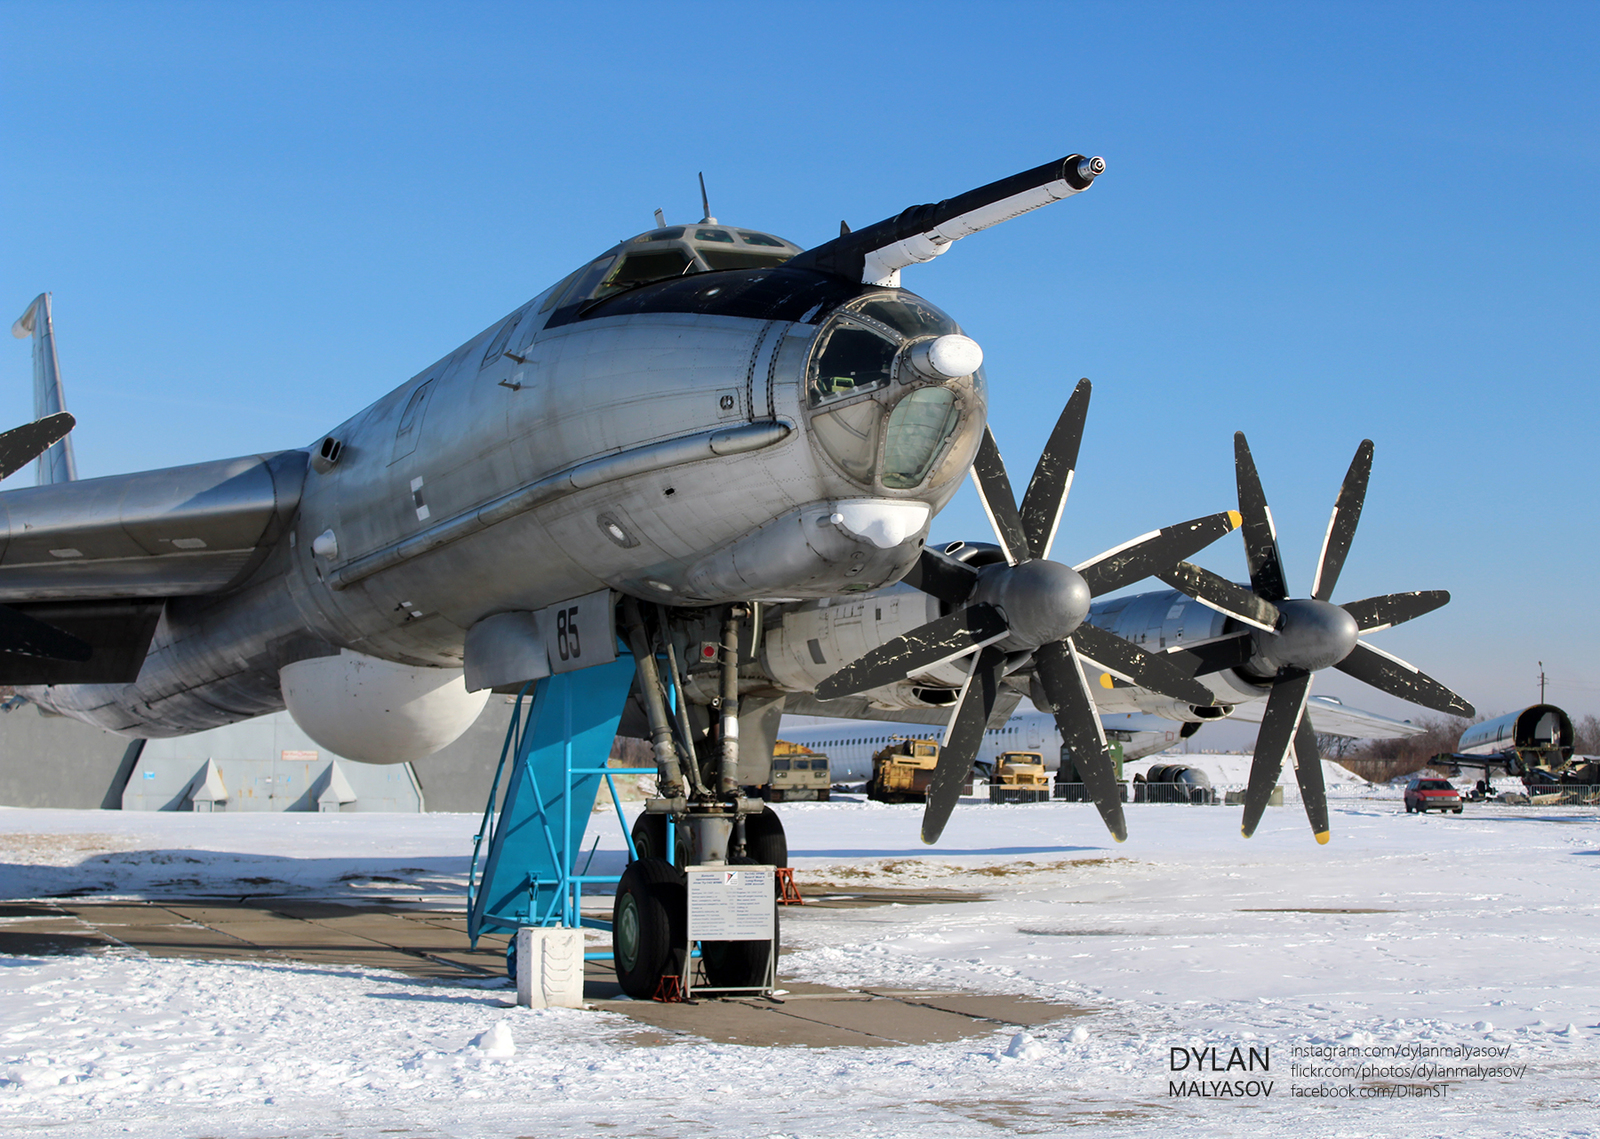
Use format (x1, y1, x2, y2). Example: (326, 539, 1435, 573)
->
(516, 927, 583, 1009)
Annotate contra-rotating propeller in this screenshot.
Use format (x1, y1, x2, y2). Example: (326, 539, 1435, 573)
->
(1158, 432, 1474, 844)
(816, 379, 1241, 845)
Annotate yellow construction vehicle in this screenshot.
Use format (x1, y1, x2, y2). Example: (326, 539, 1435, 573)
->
(866, 738, 971, 803)
(765, 740, 831, 802)
(989, 751, 1052, 803)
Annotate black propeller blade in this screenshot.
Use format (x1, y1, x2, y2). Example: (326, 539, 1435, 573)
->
(1240, 670, 1310, 838)
(1034, 638, 1126, 841)
(923, 645, 1008, 843)
(1291, 713, 1329, 843)
(971, 429, 1029, 565)
(1334, 640, 1474, 717)
(1234, 432, 1288, 602)
(0, 412, 74, 483)
(1070, 623, 1215, 708)
(815, 605, 1009, 701)
(1076, 513, 1241, 598)
(1163, 433, 1473, 843)
(901, 546, 980, 606)
(813, 378, 1240, 844)
(1339, 590, 1449, 634)
(1018, 377, 1089, 560)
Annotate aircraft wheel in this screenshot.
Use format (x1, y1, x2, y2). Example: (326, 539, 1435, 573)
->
(744, 807, 788, 868)
(630, 813, 688, 866)
(612, 858, 685, 1000)
(700, 857, 779, 990)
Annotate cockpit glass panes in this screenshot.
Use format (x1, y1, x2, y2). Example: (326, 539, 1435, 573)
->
(596, 249, 693, 297)
(739, 232, 785, 247)
(808, 323, 898, 407)
(858, 297, 961, 339)
(881, 387, 959, 489)
(557, 256, 617, 308)
(699, 248, 792, 272)
(632, 227, 684, 242)
(537, 269, 581, 313)
(695, 228, 735, 243)
(810, 400, 883, 482)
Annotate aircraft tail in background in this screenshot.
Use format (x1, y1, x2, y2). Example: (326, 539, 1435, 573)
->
(12, 292, 78, 485)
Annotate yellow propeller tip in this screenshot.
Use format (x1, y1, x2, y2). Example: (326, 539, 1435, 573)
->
(1099, 672, 1114, 689)
(1227, 509, 1243, 528)
(1315, 831, 1330, 845)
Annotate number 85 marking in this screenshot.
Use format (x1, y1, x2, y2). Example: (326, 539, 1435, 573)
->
(555, 606, 582, 661)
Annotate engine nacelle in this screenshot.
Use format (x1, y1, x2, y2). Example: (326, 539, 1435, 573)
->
(764, 584, 970, 699)
(280, 650, 488, 765)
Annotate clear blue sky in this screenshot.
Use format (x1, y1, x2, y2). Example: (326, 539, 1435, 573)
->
(3, 1, 1595, 727)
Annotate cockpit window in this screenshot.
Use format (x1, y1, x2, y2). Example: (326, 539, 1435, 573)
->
(857, 297, 961, 340)
(596, 249, 693, 297)
(537, 269, 581, 313)
(553, 256, 616, 310)
(808, 322, 898, 407)
(632, 227, 684, 242)
(699, 248, 792, 272)
(881, 387, 959, 489)
(739, 231, 785, 246)
(696, 228, 735, 243)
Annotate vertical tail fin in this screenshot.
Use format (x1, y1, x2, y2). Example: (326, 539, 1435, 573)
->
(11, 293, 77, 485)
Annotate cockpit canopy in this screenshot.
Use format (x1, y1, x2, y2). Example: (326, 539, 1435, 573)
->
(540, 225, 804, 316)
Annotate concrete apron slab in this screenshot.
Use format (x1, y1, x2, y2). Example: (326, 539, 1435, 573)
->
(1, 895, 1088, 1047)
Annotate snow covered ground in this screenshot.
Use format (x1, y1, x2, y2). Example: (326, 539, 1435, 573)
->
(2, 755, 1597, 1138)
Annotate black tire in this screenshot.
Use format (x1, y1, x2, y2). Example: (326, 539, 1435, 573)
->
(612, 858, 685, 1000)
(700, 856, 779, 990)
(1454, 807, 1463, 814)
(743, 807, 788, 868)
(818, 790, 830, 803)
(630, 813, 688, 867)
(1405, 801, 1414, 814)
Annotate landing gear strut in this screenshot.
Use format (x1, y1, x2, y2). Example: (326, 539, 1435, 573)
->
(618, 600, 781, 998)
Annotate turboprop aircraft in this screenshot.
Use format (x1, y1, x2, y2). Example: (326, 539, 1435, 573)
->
(6, 153, 1255, 848)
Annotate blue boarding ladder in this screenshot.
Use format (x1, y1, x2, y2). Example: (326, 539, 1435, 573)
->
(466, 653, 654, 960)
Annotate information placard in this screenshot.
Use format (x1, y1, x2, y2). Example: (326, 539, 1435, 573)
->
(686, 866, 775, 941)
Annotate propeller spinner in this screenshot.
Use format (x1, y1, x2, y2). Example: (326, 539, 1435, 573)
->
(816, 379, 1240, 845)
(1159, 433, 1474, 844)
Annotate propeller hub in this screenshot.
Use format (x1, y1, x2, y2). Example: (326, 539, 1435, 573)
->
(1252, 598, 1359, 675)
(974, 559, 1090, 649)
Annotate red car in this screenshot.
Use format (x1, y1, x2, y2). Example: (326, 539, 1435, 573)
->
(1404, 777, 1463, 814)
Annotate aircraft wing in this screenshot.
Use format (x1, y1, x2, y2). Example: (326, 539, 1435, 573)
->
(0, 451, 306, 602)
(0, 451, 306, 684)
(1225, 693, 1426, 739)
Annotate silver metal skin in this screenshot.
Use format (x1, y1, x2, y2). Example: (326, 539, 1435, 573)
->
(16, 235, 985, 737)
(9, 155, 1118, 756)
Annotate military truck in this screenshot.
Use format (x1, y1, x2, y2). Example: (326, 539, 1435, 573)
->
(866, 738, 972, 803)
(764, 740, 831, 802)
(989, 751, 1051, 803)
